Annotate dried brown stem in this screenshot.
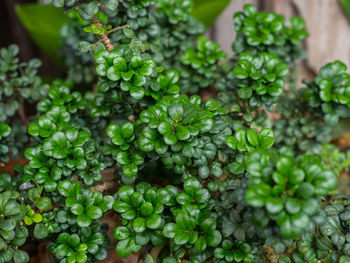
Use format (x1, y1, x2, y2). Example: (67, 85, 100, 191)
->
(92, 16, 115, 52)
(91, 24, 130, 49)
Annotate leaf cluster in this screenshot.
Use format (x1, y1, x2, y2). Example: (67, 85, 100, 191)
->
(245, 150, 337, 238)
(0, 44, 48, 160)
(138, 94, 225, 176)
(301, 61, 350, 126)
(3, 1, 350, 263)
(94, 48, 156, 100)
(178, 35, 226, 93)
(49, 229, 108, 263)
(113, 182, 176, 257)
(233, 4, 308, 63)
(293, 195, 350, 262)
(0, 190, 29, 263)
(233, 52, 289, 106)
(113, 177, 223, 261)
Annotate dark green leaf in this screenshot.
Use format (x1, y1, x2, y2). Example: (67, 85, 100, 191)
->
(34, 223, 49, 239)
(36, 197, 52, 211)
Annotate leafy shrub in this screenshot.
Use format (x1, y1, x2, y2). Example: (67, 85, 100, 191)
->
(244, 150, 337, 238)
(2, 1, 350, 263)
(232, 52, 289, 106)
(232, 3, 308, 63)
(178, 35, 226, 93)
(0, 45, 48, 161)
(301, 61, 350, 126)
(0, 177, 29, 263)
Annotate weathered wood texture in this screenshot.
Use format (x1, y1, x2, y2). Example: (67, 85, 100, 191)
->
(211, 0, 350, 76)
(264, 0, 350, 74)
(208, 0, 258, 56)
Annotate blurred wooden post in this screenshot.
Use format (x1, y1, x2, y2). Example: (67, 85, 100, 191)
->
(208, 0, 350, 83)
(207, 0, 257, 56)
(293, 0, 350, 73)
(261, 0, 350, 74)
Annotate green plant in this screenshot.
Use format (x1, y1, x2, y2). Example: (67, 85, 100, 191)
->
(178, 35, 226, 93)
(113, 182, 174, 257)
(301, 61, 350, 126)
(340, 0, 350, 22)
(292, 195, 350, 262)
(232, 52, 289, 106)
(214, 239, 255, 263)
(0, 185, 29, 263)
(244, 150, 337, 238)
(48, 227, 108, 263)
(233, 4, 308, 63)
(0, 44, 48, 161)
(2, 1, 350, 263)
(0, 124, 11, 164)
(94, 48, 156, 100)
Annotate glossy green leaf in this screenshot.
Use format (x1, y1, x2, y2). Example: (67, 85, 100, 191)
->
(36, 197, 52, 211)
(114, 226, 132, 240)
(77, 215, 92, 227)
(86, 205, 103, 219)
(133, 217, 146, 233)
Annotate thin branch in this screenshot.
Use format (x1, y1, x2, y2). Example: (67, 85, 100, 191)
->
(90, 24, 130, 50)
(105, 24, 130, 35)
(92, 16, 114, 52)
(93, 38, 104, 47)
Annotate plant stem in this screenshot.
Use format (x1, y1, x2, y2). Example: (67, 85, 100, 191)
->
(92, 16, 114, 52)
(18, 99, 29, 126)
(91, 24, 130, 49)
(105, 24, 130, 35)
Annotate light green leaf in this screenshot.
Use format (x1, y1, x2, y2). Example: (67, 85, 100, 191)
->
(71, 203, 84, 216)
(144, 254, 154, 263)
(340, 0, 350, 22)
(146, 214, 162, 229)
(191, 0, 231, 28)
(15, 4, 69, 66)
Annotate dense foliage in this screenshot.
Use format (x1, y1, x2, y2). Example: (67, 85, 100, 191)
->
(1, 1, 350, 263)
(0, 177, 29, 263)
